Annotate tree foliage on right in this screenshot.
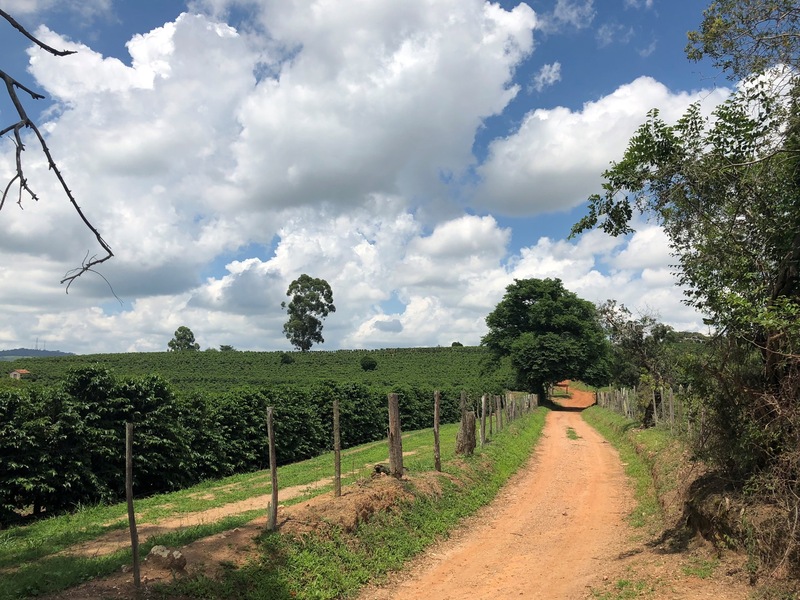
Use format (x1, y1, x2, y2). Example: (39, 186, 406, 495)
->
(573, 0, 800, 579)
(482, 278, 610, 398)
(282, 274, 336, 352)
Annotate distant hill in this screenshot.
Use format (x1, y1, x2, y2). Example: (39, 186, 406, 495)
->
(0, 348, 74, 361)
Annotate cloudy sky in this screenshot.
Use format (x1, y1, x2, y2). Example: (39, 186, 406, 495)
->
(0, 0, 730, 354)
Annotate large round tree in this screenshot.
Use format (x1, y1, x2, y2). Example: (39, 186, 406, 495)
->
(482, 278, 610, 398)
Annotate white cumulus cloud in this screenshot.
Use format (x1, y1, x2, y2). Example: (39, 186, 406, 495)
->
(531, 62, 562, 92)
(474, 76, 730, 216)
(0, 1, 720, 354)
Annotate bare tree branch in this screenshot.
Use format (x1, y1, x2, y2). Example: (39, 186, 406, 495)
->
(61, 252, 121, 303)
(0, 9, 76, 57)
(1, 11, 114, 291)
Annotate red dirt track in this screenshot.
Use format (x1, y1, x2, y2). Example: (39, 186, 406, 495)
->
(357, 387, 750, 600)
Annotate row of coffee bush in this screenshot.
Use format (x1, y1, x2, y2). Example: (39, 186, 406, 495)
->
(0, 366, 475, 525)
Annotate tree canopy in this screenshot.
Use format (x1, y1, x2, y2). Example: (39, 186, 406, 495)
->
(596, 300, 680, 388)
(481, 278, 610, 397)
(282, 275, 336, 352)
(167, 326, 200, 352)
(571, 0, 800, 488)
(570, 80, 800, 384)
(686, 0, 800, 80)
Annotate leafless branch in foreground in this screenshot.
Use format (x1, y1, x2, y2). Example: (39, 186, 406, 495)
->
(1, 9, 114, 291)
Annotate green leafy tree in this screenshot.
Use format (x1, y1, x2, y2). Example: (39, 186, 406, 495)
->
(571, 0, 800, 486)
(571, 88, 799, 383)
(360, 355, 378, 371)
(597, 300, 676, 388)
(482, 278, 610, 398)
(686, 0, 800, 81)
(167, 326, 200, 352)
(282, 274, 336, 352)
(219, 344, 236, 352)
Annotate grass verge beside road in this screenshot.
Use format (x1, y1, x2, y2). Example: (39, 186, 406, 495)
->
(0, 422, 453, 598)
(157, 408, 549, 600)
(582, 406, 667, 534)
(1, 409, 547, 600)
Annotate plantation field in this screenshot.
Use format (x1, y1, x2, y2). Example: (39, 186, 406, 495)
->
(5, 346, 513, 396)
(0, 408, 551, 600)
(1, 346, 518, 528)
(0, 421, 465, 599)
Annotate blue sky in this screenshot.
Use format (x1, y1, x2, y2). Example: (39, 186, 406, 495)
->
(0, 0, 731, 353)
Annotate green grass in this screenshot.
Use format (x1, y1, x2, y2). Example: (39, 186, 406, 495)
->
(0, 513, 263, 600)
(0, 414, 540, 599)
(592, 577, 656, 599)
(682, 556, 718, 579)
(566, 426, 581, 440)
(569, 381, 598, 392)
(156, 408, 549, 600)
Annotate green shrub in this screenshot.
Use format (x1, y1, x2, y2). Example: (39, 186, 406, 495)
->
(0, 366, 490, 521)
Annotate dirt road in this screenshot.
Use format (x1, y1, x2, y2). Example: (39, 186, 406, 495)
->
(358, 389, 750, 600)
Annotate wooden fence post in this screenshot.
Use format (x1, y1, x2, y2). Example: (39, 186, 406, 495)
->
(480, 394, 487, 446)
(433, 390, 442, 472)
(267, 407, 278, 531)
(388, 393, 404, 478)
(497, 395, 503, 431)
(455, 391, 476, 456)
(333, 397, 341, 497)
(489, 396, 493, 436)
(125, 423, 141, 589)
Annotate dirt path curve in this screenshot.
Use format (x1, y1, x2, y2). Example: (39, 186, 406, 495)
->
(358, 389, 750, 600)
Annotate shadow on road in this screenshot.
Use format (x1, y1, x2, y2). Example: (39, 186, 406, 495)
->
(541, 400, 588, 413)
